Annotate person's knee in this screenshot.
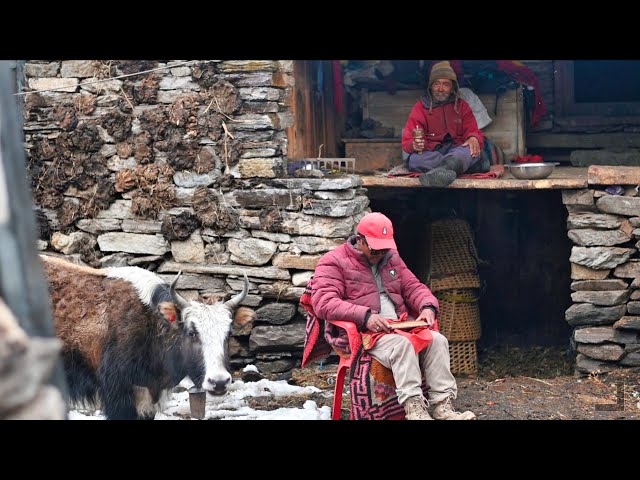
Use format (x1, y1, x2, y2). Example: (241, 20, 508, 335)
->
(407, 151, 443, 172)
(466, 154, 490, 174)
(394, 335, 415, 350)
(443, 155, 464, 174)
(388, 335, 416, 359)
(430, 331, 449, 349)
(407, 153, 426, 172)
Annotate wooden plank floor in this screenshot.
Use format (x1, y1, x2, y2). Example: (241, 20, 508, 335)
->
(361, 166, 588, 190)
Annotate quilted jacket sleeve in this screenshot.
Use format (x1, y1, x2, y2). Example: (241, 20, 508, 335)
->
(311, 250, 370, 330)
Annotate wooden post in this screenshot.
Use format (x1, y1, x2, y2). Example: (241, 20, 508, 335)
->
(0, 61, 69, 403)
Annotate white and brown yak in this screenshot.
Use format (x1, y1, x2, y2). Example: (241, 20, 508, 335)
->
(41, 255, 249, 420)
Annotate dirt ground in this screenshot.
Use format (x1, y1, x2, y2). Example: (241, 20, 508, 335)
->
(251, 345, 640, 420)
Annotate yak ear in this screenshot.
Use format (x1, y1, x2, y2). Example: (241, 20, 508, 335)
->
(158, 301, 180, 328)
(234, 306, 256, 324)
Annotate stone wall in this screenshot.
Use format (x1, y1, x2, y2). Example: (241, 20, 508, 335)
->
(563, 188, 640, 373)
(21, 60, 370, 374)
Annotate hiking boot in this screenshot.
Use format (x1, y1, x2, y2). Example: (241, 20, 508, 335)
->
(442, 155, 465, 174)
(418, 167, 457, 188)
(432, 396, 476, 420)
(403, 395, 433, 420)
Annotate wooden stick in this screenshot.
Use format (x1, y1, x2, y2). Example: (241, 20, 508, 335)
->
(388, 320, 429, 330)
(524, 376, 553, 387)
(119, 87, 135, 112)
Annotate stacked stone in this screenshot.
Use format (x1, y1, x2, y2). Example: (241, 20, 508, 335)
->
(21, 60, 371, 375)
(563, 189, 640, 374)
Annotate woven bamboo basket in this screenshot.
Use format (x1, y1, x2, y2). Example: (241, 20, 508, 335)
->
(436, 288, 481, 341)
(449, 341, 478, 376)
(429, 271, 480, 292)
(429, 218, 479, 278)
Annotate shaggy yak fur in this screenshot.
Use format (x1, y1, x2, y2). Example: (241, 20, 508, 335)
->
(41, 255, 249, 420)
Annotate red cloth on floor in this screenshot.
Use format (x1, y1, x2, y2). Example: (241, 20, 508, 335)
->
(387, 164, 504, 179)
(387, 171, 422, 178)
(459, 165, 505, 179)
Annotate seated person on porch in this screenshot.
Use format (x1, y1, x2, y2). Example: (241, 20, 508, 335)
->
(401, 60, 486, 188)
(311, 211, 476, 420)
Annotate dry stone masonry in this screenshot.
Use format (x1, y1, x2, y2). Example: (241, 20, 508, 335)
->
(563, 188, 640, 373)
(22, 60, 370, 375)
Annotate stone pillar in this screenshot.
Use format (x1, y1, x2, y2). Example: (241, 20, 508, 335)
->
(563, 188, 640, 374)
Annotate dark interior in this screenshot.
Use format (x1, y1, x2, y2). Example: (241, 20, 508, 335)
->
(368, 187, 574, 349)
(574, 60, 640, 103)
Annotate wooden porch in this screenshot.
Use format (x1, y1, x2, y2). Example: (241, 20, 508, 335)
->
(362, 166, 587, 190)
(361, 165, 640, 189)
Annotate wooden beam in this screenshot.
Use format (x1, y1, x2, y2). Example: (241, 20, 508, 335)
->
(527, 132, 640, 149)
(0, 62, 68, 398)
(361, 166, 588, 190)
(286, 61, 308, 159)
(588, 165, 640, 185)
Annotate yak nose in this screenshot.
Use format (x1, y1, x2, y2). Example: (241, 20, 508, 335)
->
(206, 375, 231, 394)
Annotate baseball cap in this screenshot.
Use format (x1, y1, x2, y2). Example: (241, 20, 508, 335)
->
(356, 212, 397, 250)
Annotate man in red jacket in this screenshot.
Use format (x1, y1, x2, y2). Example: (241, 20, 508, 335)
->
(312, 212, 476, 420)
(401, 60, 485, 187)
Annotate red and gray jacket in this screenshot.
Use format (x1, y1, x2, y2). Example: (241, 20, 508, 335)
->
(401, 96, 484, 154)
(311, 236, 439, 345)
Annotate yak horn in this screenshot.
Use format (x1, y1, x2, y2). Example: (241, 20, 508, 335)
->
(225, 273, 249, 311)
(170, 270, 190, 310)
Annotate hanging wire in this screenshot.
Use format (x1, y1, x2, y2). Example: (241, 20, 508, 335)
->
(14, 60, 215, 96)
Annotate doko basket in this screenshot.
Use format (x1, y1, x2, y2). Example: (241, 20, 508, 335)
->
(429, 271, 480, 292)
(427, 218, 480, 292)
(436, 288, 481, 341)
(449, 340, 478, 376)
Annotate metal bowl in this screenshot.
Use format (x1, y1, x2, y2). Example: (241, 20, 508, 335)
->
(507, 162, 559, 180)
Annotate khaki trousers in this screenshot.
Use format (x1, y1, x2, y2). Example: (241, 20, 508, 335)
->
(368, 331, 457, 405)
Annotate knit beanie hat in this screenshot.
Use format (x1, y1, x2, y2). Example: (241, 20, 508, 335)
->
(423, 60, 460, 112)
(428, 60, 458, 88)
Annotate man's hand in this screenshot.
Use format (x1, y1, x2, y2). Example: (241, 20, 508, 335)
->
(412, 137, 425, 153)
(463, 136, 481, 158)
(416, 308, 437, 327)
(366, 313, 392, 333)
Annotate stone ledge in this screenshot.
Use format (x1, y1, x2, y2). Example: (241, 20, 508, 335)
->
(588, 165, 640, 185)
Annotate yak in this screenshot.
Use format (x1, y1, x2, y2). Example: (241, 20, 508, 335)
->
(41, 255, 248, 420)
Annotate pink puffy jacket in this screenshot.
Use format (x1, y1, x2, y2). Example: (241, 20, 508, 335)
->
(311, 236, 439, 334)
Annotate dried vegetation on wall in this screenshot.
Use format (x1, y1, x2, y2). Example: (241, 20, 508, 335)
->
(24, 60, 250, 263)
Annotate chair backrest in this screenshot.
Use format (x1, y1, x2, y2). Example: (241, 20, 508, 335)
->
(300, 276, 332, 368)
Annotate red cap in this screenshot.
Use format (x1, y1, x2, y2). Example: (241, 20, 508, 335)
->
(356, 212, 397, 250)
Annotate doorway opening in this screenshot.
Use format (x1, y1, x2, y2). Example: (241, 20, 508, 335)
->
(367, 187, 574, 375)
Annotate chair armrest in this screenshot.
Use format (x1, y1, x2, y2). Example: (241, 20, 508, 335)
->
(326, 320, 361, 358)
